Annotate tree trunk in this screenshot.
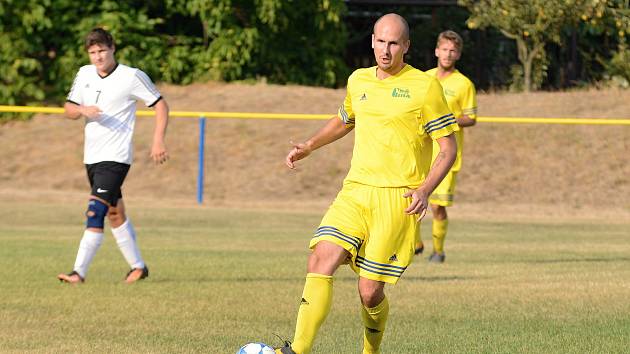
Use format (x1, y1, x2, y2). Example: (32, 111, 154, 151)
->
(523, 56, 533, 93)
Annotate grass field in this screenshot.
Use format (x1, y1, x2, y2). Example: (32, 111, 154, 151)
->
(1, 200, 629, 353)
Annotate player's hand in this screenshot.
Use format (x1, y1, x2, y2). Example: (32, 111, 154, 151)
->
(403, 187, 429, 222)
(80, 105, 102, 119)
(150, 140, 169, 165)
(285, 141, 312, 169)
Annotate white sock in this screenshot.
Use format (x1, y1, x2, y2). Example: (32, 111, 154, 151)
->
(73, 229, 104, 279)
(111, 219, 145, 269)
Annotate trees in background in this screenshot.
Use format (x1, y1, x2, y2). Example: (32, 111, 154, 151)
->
(460, 0, 630, 92)
(0, 0, 347, 121)
(0, 0, 628, 120)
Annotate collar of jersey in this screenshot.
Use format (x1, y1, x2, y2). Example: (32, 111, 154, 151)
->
(97, 62, 119, 79)
(433, 68, 460, 82)
(373, 64, 411, 82)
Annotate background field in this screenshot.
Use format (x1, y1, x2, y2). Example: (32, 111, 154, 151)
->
(1, 200, 629, 353)
(1, 85, 629, 353)
(1, 85, 629, 211)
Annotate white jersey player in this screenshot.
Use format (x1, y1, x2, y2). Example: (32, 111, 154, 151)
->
(57, 28, 169, 284)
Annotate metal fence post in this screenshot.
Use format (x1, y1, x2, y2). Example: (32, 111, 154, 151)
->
(197, 116, 206, 204)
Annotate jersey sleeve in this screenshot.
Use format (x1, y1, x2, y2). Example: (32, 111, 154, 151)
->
(460, 79, 477, 119)
(337, 78, 355, 126)
(66, 70, 84, 105)
(131, 69, 162, 107)
(421, 78, 459, 139)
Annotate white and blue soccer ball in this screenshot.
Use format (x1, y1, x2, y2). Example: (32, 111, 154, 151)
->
(236, 342, 275, 354)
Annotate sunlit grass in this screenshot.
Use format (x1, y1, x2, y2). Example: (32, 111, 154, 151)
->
(0, 200, 629, 353)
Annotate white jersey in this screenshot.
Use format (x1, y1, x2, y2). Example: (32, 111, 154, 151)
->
(67, 63, 161, 165)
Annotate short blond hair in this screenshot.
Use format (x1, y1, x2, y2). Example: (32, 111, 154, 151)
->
(436, 30, 463, 52)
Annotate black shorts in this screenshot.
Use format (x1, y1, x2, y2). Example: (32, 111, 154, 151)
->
(85, 161, 130, 206)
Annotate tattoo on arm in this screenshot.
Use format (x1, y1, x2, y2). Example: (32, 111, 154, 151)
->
(434, 152, 445, 165)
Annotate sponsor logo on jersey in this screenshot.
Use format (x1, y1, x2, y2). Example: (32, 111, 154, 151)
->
(301, 297, 309, 305)
(360, 93, 367, 101)
(391, 88, 410, 98)
(444, 88, 456, 97)
(97, 188, 108, 193)
(389, 254, 398, 261)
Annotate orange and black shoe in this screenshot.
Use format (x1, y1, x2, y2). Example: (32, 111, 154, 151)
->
(57, 271, 84, 284)
(414, 242, 424, 255)
(124, 266, 149, 284)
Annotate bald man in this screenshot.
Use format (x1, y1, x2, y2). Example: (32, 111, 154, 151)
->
(276, 13, 457, 354)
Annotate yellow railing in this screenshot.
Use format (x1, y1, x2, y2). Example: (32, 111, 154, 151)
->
(1, 105, 629, 125)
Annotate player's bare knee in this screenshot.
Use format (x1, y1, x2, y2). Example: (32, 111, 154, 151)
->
(432, 204, 447, 220)
(359, 284, 385, 307)
(86, 199, 108, 229)
(307, 243, 348, 275)
(107, 209, 125, 226)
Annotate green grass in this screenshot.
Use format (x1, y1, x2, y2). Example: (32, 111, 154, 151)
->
(0, 200, 629, 353)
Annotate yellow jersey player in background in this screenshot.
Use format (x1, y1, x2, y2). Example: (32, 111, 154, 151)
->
(276, 14, 458, 354)
(415, 30, 477, 263)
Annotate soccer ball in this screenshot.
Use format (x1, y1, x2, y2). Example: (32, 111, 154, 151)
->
(236, 342, 275, 354)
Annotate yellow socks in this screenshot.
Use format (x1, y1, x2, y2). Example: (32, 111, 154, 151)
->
(361, 296, 389, 354)
(432, 218, 449, 254)
(414, 227, 424, 253)
(291, 273, 333, 354)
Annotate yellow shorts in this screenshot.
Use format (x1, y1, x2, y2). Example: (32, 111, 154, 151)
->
(429, 171, 458, 207)
(310, 182, 418, 284)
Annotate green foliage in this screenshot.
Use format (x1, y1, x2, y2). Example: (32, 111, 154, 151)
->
(168, 0, 348, 86)
(459, 0, 605, 91)
(606, 44, 630, 87)
(578, 0, 630, 86)
(0, 0, 49, 122)
(1, 0, 348, 122)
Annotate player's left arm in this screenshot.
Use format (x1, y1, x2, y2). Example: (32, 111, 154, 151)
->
(404, 134, 456, 216)
(150, 98, 169, 164)
(404, 77, 458, 216)
(457, 114, 476, 127)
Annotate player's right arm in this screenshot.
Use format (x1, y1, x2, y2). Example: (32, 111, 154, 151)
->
(65, 67, 101, 120)
(287, 73, 357, 169)
(64, 102, 102, 120)
(285, 116, 353, 169)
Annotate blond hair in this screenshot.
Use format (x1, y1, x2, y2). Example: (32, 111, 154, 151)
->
(436, 30, 463, 52)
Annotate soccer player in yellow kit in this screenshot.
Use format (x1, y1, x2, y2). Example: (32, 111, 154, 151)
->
(276, 14, 458, 354)
(414, 30, 477, 263)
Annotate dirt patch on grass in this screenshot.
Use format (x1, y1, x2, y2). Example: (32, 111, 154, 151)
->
(1, 83, 629, 219)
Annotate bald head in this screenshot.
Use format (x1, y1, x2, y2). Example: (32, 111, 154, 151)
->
(371, 13, 410, 78)
(373, 13, 409, 41)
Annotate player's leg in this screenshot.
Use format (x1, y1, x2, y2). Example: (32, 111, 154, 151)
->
(358, 277, 388, 354)
(354, 186, 415, 354)
(88, 162, 146, 283)
(429, 203, 448, 262)
(288, 241, 348, 354)
(428, 171, 457, 263)
(281, 182, 366, 354)
(108, 199, 149, 283)
(414, 227, 424, 255)
(58, 163, 110, 283)
(58, 198, 108, 283)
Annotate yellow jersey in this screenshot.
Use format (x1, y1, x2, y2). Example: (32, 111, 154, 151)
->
(426, 68, 477, 171)
(338, 65, 458, 188)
